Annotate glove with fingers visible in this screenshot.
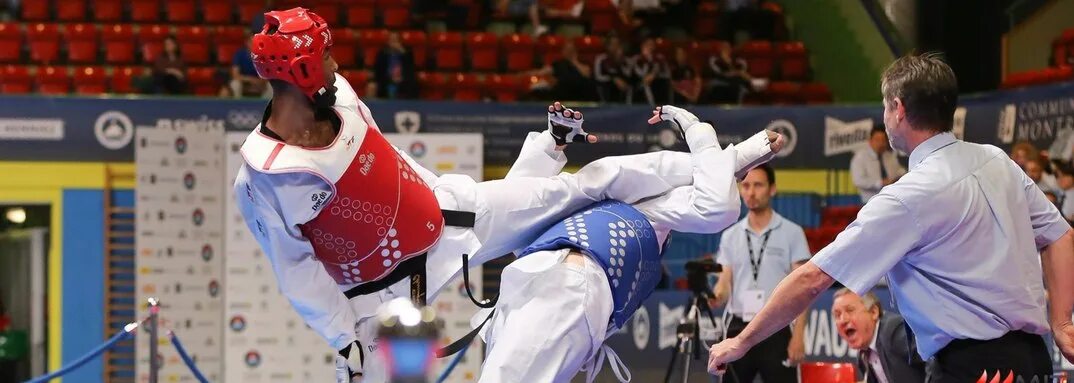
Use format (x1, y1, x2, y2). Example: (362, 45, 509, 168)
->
(547, 101, 596, 146)
(647, 105, 701, 140)
(335, 341, 364, 383)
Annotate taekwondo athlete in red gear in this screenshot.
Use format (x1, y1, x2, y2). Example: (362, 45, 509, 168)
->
(471, 104, 785, 382)
(233, 8, 736, 382)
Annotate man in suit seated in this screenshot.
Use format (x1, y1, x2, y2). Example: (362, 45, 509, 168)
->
(832, 288, 927, 383)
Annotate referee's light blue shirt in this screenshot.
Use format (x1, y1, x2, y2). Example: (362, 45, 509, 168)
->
(812, 132, 1071, 360)
(715, 212, 812, 317)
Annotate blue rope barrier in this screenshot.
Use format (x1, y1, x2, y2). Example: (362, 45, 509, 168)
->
(24, 323, 138, 383)
(168, 331, 210, 383)
(436, 340, 472, 383)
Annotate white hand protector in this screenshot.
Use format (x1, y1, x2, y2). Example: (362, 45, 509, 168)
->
(734, 130, 786, 180)
(335, 341, 364, 383)
(649, 105, 701, 139)
(547, 102, 592, 146)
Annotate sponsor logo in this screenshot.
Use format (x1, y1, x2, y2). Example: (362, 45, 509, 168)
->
(0, 118, 64, 140)
(395, 111, 421, 133)
(998, 104, 1017, 144)
(175, 136, 188, 154)
(192, 208, 205, 226)
(359, 152, 375, 175)
(409, 141, 427, 158)
(244, 351, 262, 367)
(201, 244, 213, 262)
(183, 172, 195, 190)
(229, 316, 246, 332)
(94, 111, 134, 149)
(310, 191, 329, 211)
(632, 306, 650, 350)
(208, 280, 219, 297)
(766, 119, 798, 157)
(823, 117, 872, 156)
(436, 145, 458, 154)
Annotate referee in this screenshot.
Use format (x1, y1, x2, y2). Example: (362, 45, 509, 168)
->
(711, 164, 811, 383)
(707, 53, 1074, 382)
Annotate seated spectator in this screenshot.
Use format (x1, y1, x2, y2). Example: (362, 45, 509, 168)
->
(152, 36, 187, 95)
(529, 41, 598, 102)
(703, 43, 751, 104)
(228, 33, 270, 98)
(594, 36, 634, 103)
(669, 46, 702, 104)
(720, 0, 780, 43)
(496, 0, 547, 36)
(631, 37, 671, 105)
(1009, 140, 1040, 168)
(370, 32, 418, 100)
(1025, 158, 1061, 196)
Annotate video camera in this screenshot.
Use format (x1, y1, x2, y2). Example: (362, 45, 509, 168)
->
(684, 259, 722, 298)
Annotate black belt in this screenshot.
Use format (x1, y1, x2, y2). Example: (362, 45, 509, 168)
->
(343, 209, 476, 304)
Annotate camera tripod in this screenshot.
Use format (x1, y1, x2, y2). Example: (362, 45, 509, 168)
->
(662, 288, 720, 383)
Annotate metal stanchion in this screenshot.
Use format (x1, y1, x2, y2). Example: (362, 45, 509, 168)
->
(147, 297, 160, 383)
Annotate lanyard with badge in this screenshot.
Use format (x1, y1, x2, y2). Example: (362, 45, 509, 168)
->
(741, 230, 771, 321)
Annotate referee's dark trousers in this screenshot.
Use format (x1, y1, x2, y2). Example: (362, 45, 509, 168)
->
(724, 316, 796, 383)
(926, 331, 1053, 383)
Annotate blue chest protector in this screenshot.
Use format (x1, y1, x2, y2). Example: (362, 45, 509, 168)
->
(517, 200, 662, 329)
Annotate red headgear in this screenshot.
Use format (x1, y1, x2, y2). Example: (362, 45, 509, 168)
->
(250, 7, 334, 99)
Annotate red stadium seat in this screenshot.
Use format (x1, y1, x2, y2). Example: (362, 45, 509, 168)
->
(766, 81, 801, 105)
(138, 25, 170, 63)
(20, 1, 50, 21)
(0, 65, 31, 94)
(63, 24, 100, 64)
(801, 82, 832, 104)
(202, 0, 235, 24)
(110, 66, 147, 94)
(450, 73, 484, 101)
(430, 32, 464, 71)
(27, 23, 61, 64)
(652, 37, 673, 59)
(214, 26, 246, 66)
(187, 67, 218, 95)
(689, 40, 730, 71)
(74, 66, 108, 94)
(102, 24, 136, 64)
(694, 2, 720, 39)
(166, 0, 198, 23)
(0, 23, 23, 63)
(237, 0, 264, 25)
(331, 29, 360, 69)
(308, 0, 343, 26)
(417, 71, 447, 100)
(338, 70, 370, 97)
(537, 35, 566, 66)
(467, 32, 500, 72)
(584, 0, 619, 35)
(737, 40, 774, 78)
(176, 26, 211, 65)
(131, 0, 163, 23)
(777, 41, 808, 80)
(346, 0, 377, 28)
(573, 35, 604, 64)
(92, 0, 124, 22)
(381, 2, 412, 29)
(799, 362, 856, 383)
(359, 29, 391, 69)
(37, 66, 71, 95)
(400, 30, 427, 69)
(487, 74, 523, 102)
(503, 34, 535, 71)
(57, 0, 88, 22)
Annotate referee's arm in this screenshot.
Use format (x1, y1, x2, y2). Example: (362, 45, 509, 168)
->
(1042, 229, 1074, 363)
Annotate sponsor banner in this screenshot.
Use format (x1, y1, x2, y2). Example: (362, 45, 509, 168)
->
(4, 82, 1073, 168)
(136, 125, 225, 382)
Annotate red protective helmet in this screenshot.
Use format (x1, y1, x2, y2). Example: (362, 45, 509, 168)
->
(251, 7, 334, 100)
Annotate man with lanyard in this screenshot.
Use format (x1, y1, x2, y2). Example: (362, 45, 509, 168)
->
(707, 53, 1074, 382)
(710, 164, 811, 383)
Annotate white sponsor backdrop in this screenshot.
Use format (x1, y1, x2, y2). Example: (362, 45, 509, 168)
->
(139, 128, 484, 382)
(136, 126, 226, 382)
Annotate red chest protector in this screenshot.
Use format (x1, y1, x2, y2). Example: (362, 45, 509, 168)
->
(241, 105, 443, 287)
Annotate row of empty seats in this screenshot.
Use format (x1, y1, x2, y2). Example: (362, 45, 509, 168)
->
(1, 65, 151, 95)
(15, 0, 413, 28)
(0, 21, 814, 80)
(0, 23, 246, 65)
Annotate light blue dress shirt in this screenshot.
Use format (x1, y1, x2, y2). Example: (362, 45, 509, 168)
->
(812, 132, 1071, 359)
(716, 212, 812, 317)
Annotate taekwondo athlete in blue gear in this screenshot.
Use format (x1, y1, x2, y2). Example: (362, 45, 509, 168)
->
(473, 104, 786, 383)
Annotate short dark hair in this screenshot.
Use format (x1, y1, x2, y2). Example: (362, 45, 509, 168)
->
(880, 52, 958, 133)
(751, 164, 775, 185)
(871, 124, 887, 138)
